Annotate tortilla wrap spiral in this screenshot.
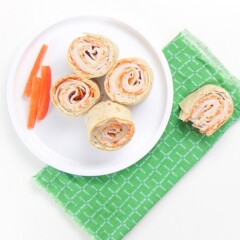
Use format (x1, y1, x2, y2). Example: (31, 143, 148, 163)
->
(51, 74, 100, 116)
(104, 58, 153, 105)
(85, 101, 135, 150)
(68, 33, 119, 78)
(179, 84, 234, 136)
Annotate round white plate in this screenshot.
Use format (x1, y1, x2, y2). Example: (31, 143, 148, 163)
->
(7, 15, 173, 176)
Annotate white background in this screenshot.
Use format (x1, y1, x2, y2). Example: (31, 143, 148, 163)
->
(1, 0, 240, 239)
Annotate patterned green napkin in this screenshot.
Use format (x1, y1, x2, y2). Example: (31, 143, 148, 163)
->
(35, 30, 240, 240)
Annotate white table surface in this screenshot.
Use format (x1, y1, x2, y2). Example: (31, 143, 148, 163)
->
(1, 0, 240, 239)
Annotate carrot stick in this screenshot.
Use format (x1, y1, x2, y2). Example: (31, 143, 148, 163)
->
(27, 77, 41, 129)
(37, 66, 51, 120)
(23, 44, 48, 97)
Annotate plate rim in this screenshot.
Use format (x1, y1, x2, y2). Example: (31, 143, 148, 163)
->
(7, 14, 173, 176)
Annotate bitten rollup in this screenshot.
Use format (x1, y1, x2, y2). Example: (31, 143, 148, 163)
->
(67, 33, 119, 78)
(85, 101, 135, 150)
(179, 84, 234, 136)
(50, 74, 100, 116)
(104, 58, 153, 105)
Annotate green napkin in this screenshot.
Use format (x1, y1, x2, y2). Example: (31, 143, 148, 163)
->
(35, 30, 240, 240)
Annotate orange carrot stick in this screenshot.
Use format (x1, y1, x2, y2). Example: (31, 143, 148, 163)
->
(23, 44, 48, 97)
(27, 77, 41, 129)
(37, 66, 51, 120)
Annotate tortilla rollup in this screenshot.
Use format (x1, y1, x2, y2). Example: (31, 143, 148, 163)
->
(179, 84, 234, 136)
(67, 33, 119, 78)
(104, 58, 153, 105)
(51, 74, 100, 116)
(85, 101, 135, 150)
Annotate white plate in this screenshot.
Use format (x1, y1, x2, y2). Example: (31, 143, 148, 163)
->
(7, 15, 173, 176)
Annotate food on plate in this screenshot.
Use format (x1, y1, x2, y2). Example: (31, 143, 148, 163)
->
(50, 74, 100, 116)
(37, 66, 52, 120)
(67, 33, 119, 78)
(27, 77, 41, 129)
(85, 100, 135, 150)
(179, 84, 234, 136)
(23, 44, 48, 97)
(104, 58, 153, 105)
